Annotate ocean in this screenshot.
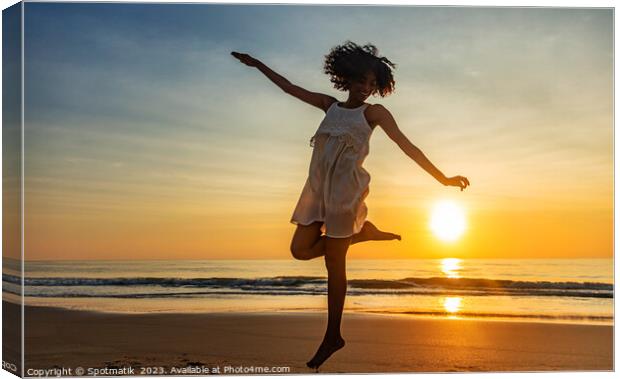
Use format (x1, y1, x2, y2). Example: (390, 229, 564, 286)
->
(2, 258, 613, 325)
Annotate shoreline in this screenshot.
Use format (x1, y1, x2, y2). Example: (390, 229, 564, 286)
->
(3, 301, 613, 374)
(8, 299, 613, 327)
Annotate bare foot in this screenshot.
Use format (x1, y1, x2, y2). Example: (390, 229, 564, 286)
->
(352, 221, 401, 244)
(306, 336, 345, 370)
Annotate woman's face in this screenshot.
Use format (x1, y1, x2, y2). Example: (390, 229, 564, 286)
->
(349, 71, 377, 101)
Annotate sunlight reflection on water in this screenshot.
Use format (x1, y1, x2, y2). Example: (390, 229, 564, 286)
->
(440, 258, 462, 278)
(442, 297, 463, 319)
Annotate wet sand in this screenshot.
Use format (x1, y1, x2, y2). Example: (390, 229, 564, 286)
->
(4, 302, 613, 374)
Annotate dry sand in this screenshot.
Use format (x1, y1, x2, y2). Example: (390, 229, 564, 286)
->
(3, 301, 613, 375)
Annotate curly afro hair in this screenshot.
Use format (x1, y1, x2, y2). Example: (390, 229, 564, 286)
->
(323, 41, 396, 97)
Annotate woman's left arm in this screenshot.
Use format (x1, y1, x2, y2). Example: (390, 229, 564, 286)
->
(371, 104, 470, 191)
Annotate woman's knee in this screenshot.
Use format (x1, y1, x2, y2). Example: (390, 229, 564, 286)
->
(290, 223, 323, 260)
(290, 244, 310, 260)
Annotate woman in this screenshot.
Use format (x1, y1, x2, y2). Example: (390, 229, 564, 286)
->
(231, 41, 469, 370)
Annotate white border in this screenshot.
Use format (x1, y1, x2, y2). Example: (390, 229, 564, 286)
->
(0, 1, 616, 379)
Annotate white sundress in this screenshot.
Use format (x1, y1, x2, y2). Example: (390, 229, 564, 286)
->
(290, 101, 374, 238)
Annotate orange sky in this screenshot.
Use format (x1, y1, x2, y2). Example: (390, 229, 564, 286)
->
(10, 5, 613, 260)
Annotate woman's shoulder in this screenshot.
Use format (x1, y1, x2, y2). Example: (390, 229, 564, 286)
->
(366, 103, 391, 117)
(366, 103, 388, 111)
(365, 103, 389, 114)
(364, 103, 389, 129)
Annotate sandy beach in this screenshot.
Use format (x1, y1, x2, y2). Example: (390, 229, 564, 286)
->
(2, 301, 612, 375)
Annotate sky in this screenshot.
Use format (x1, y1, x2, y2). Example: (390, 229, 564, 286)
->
(12, 3, 612, 260)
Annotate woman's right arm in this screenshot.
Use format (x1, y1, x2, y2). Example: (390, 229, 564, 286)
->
(231, 52, 336, 112)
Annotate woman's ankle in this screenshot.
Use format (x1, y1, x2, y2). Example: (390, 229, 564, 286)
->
(323, 332, 344, 343)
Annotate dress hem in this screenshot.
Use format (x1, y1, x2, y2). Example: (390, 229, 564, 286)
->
(290, 219, 361, 239)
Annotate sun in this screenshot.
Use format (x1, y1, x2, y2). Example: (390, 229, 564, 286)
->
(430, 200, 466, 242)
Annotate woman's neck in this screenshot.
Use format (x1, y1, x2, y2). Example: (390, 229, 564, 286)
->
(341, 98, 365, 109)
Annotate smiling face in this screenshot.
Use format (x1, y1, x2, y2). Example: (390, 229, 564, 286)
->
(348, 71, 378, 102)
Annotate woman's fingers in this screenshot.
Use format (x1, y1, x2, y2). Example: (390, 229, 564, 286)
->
(427, 175, 469, 190)
(231, 51, 253, 65)
(450, 176, 469, 191)
(459, 177, 466, 190)
(460, 176, 470, 191)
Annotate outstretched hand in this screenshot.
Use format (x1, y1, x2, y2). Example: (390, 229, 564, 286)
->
(231, 51, 261, 67)
(444, 176, 470, 191)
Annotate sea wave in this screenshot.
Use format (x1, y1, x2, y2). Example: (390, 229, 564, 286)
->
(2, 274, 613, 299)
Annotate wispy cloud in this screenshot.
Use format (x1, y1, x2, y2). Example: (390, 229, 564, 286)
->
(23, 4, 612, 259)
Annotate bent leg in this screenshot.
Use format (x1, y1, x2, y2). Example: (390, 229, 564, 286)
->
(290, 220, 400, 261)
(306, 236, 351, 369)
(290, 222, 326, 261)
